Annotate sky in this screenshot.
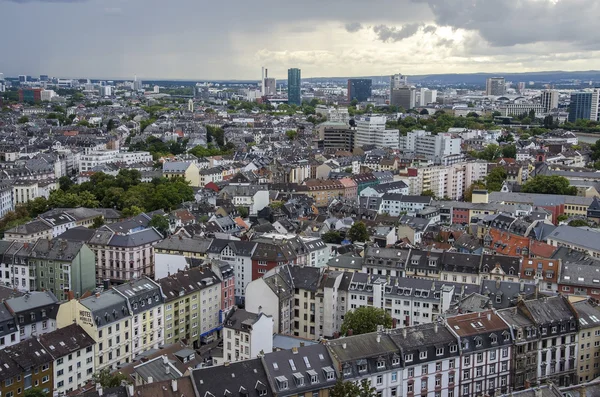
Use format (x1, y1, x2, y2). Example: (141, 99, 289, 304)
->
(1, 0, 599, 81)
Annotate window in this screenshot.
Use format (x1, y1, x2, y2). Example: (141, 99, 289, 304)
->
(392, 357, 400, 366)
(405, 354, 413, 362)
(391, 372, 397, 382)
(436, 347, 444, 356)
(376, 375, 382, 385)
(42, 375, 49, 383)
(419, 351, 427, 359)
(377, 360, 385, 369)
(422, 365, 428, 375)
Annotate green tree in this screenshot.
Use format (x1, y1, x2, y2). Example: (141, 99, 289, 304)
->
(340, 306, 393, 336)
(464, 182, 486, 202)
(286, 130, 298, 140)
(477, 144, 502, 161)
(24, 387, 47, 397)
(269, 201, 284, 210)
(419, 108, 429, 115)
(330, 379, 376, 397)
(421, 190, 435, 197)
(501, 145, 517, 159)
(58, 176, 74, 191)
(92, 368, 130, 388)
(521, 175, 577, 196)
(485, 167, 507, 192)
(557, 214, 569, 223)
(121, 206, 144, 218)
(17, 116, 29, 124)
(236, 206, 249, 218)
(569, 219, 590, 227)
(321, 231, 343, 244)
(149, 214, 170, 236)
(91, 216, 105, 229)
(347, 221, 369, 242)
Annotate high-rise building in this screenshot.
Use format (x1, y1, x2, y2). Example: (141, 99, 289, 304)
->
(591, 88, 600, 122)
(18, 88, 42, 103)
(419, 88, 437, 106)
(390, 73, 408, 90)
(354, 115, 399, 149)
(541, 89, 559, 112)
(390, 86, 416, 109)
(568, 92, 593, 122)
(133, 76, 142, 91)
(287, 68, 301, 106)
(39, 75, 49, 82)
(263, 78, 276, 96)
(18, 75, 27, 84)
(486, 77, 506, 96)
(0, 73, 5, 81)
(188, 99, 194, 112)
(153, 85, 160, 93)
(347, 78, 372, 102)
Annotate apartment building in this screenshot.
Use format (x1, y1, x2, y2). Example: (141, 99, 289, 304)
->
(520, 296, 578, 387)
(447, 311, 512, 396)
(222, 308, 273, 362)
(114, 278, 165, 357)
(0, 338, 54, 396)
(57, 289, 133, 371)
(572, 300, 600, 383)
(159, 266, 222, 348)
(38, 324, 95, 395)
(5, 291, 59, 340)
(163, 161, 201, 187)
(391, 323, 461, 397)
(206, 239, 256, 304)
(154, 236, 212, 259)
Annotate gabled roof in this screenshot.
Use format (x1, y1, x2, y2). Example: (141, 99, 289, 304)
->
(38, 324, 95, 359)
(191, 358, 273, 397)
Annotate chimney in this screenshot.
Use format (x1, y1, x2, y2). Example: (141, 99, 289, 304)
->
(534, 387, 542, 397)
(171, 379, 178, 392)
(292, 347, 298, 354)
(300, 342, 305, 347)
(162, 355, 168, 365)
(402, 327, 407, 338)
(347, 329, 353, 336)
(98, 387, 103, 396)
(342, 342, 347, 349)
(376, 334, 381, 343)
(487, 312, 492, 321)
(147, 376, 153, 384)
(166, 366, 170, 374)
(95, 292, 100, 298)
(434, 323, 438, 333)
(127, 384, 134, 396)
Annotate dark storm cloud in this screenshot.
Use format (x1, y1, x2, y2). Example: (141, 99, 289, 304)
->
(344, 22, 363, 33)
(373, 23, 423, 42)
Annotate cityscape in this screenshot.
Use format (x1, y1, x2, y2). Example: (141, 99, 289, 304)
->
(5, 2, 600, 397)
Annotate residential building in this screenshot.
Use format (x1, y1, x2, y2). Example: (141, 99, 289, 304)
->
(159, 266, 222, 348)
(206, 239, 256, 304)
(486, 77, 506, 96)
(354, 116, 399, 149)
(546, 225, 600, 259)
(13, 180, 39, 205)
(262, 343, 338, 397)
(446, 310, 512, 396)
(114, 278, 165, 357)
(154, 236, 212, 259)
(541, 90, 559, 112)
(223, 308, 273, 362)
(391, 323, 461, 397)
(190, 358, 273, 397)
(0, 338, 54, 396)
(520, 296, 578, 387)
(162, 161, 201, 187)
(219, 184, 269, 216)
(38, 324, 95, 395)
(348, 78, 372, 102)
(571, 299, 600, 383)
(56, 289, 133, 371)
(379, 194, 432, 216)
(5, 291, 59, 340)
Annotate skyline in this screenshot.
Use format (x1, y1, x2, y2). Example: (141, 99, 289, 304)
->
(2, 0, 600, 80)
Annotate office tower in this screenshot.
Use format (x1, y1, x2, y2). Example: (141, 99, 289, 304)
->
(40, 75, 49, 82)
(390, 86, 416, 109)
(486, 77, 506, 96)
(591, 89, 600, 122)
(317, 123, 354, 152)
(0, 73, 5, 81)
(541, 89, 559, 112)
(133, 76, 142, 91)
(18, 88, 43, 103)
(287, 68, 301, 106)
(347, 78, 372, 102)
(195, 83, 209, 100)
(188, 99, 194, 112)
(518, 82, 526, 92)
(264, 78, 276, 96)
(353, 115, 399, 149)
(99, 86, 112, 97)
(153, 85, 159, 93)
(419, 88, 437, 106)
(568, 92, 593, 122)
(18, 75, 27, 84)
(390, 73, 408, 90)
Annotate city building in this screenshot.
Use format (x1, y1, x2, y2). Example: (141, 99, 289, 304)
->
(287, 68, 301, 106)
(5, 291, 59, 341)
(390, 86, 416, 109)
(159, 266, 222, 348)
(348, 78, 372, 102)
(57, 289, 133, 371)
(571, 299, 600, 383)
(113, 278, 165, 357)
(38, 324, 95, 395)
(354, 116, 399, 149)
(569, 92, 593, 122)
(222, 308, 273, 362)
(446, 310, 512, 396)
(18, 88, 43, 103)
(316, 122, 354, 152)
(163, 161, 201, 187)
(0, 338, 54, 396)
(541, 90, 559, 112)
(486, 77, 506, 96)
(420, 88, 438, 106)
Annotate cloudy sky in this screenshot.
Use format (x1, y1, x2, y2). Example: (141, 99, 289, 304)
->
(1, 0, 599, 80)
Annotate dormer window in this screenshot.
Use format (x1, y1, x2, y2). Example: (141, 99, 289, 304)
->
(450, 345, 458, 353)
(490, 334, 497, 344)
(323, 367, 335, 381)
(419, 351, 427, 359)
(377, 360, 385, 369)
(392, 358, 400, 366)
(358, 364, 367, 372)
(475, 339, 482, 347)
(405, 354, 413, 362)
(436, 347, 444, 356)
(275, 376, 288, 390)
(503, 332, 510, 341)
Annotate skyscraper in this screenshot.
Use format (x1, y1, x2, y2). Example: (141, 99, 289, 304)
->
(287, 68, 301, 106)
(133, 76, 142, 91)
(568, 92, 593, 122)
(419, 88, 437, 106)
(540, 90, 559, 113)
(347, 79, 372, 102)
(486, 77, 506, 96)
(390, 86, 416, 110)
(390, 73, 408, 90)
